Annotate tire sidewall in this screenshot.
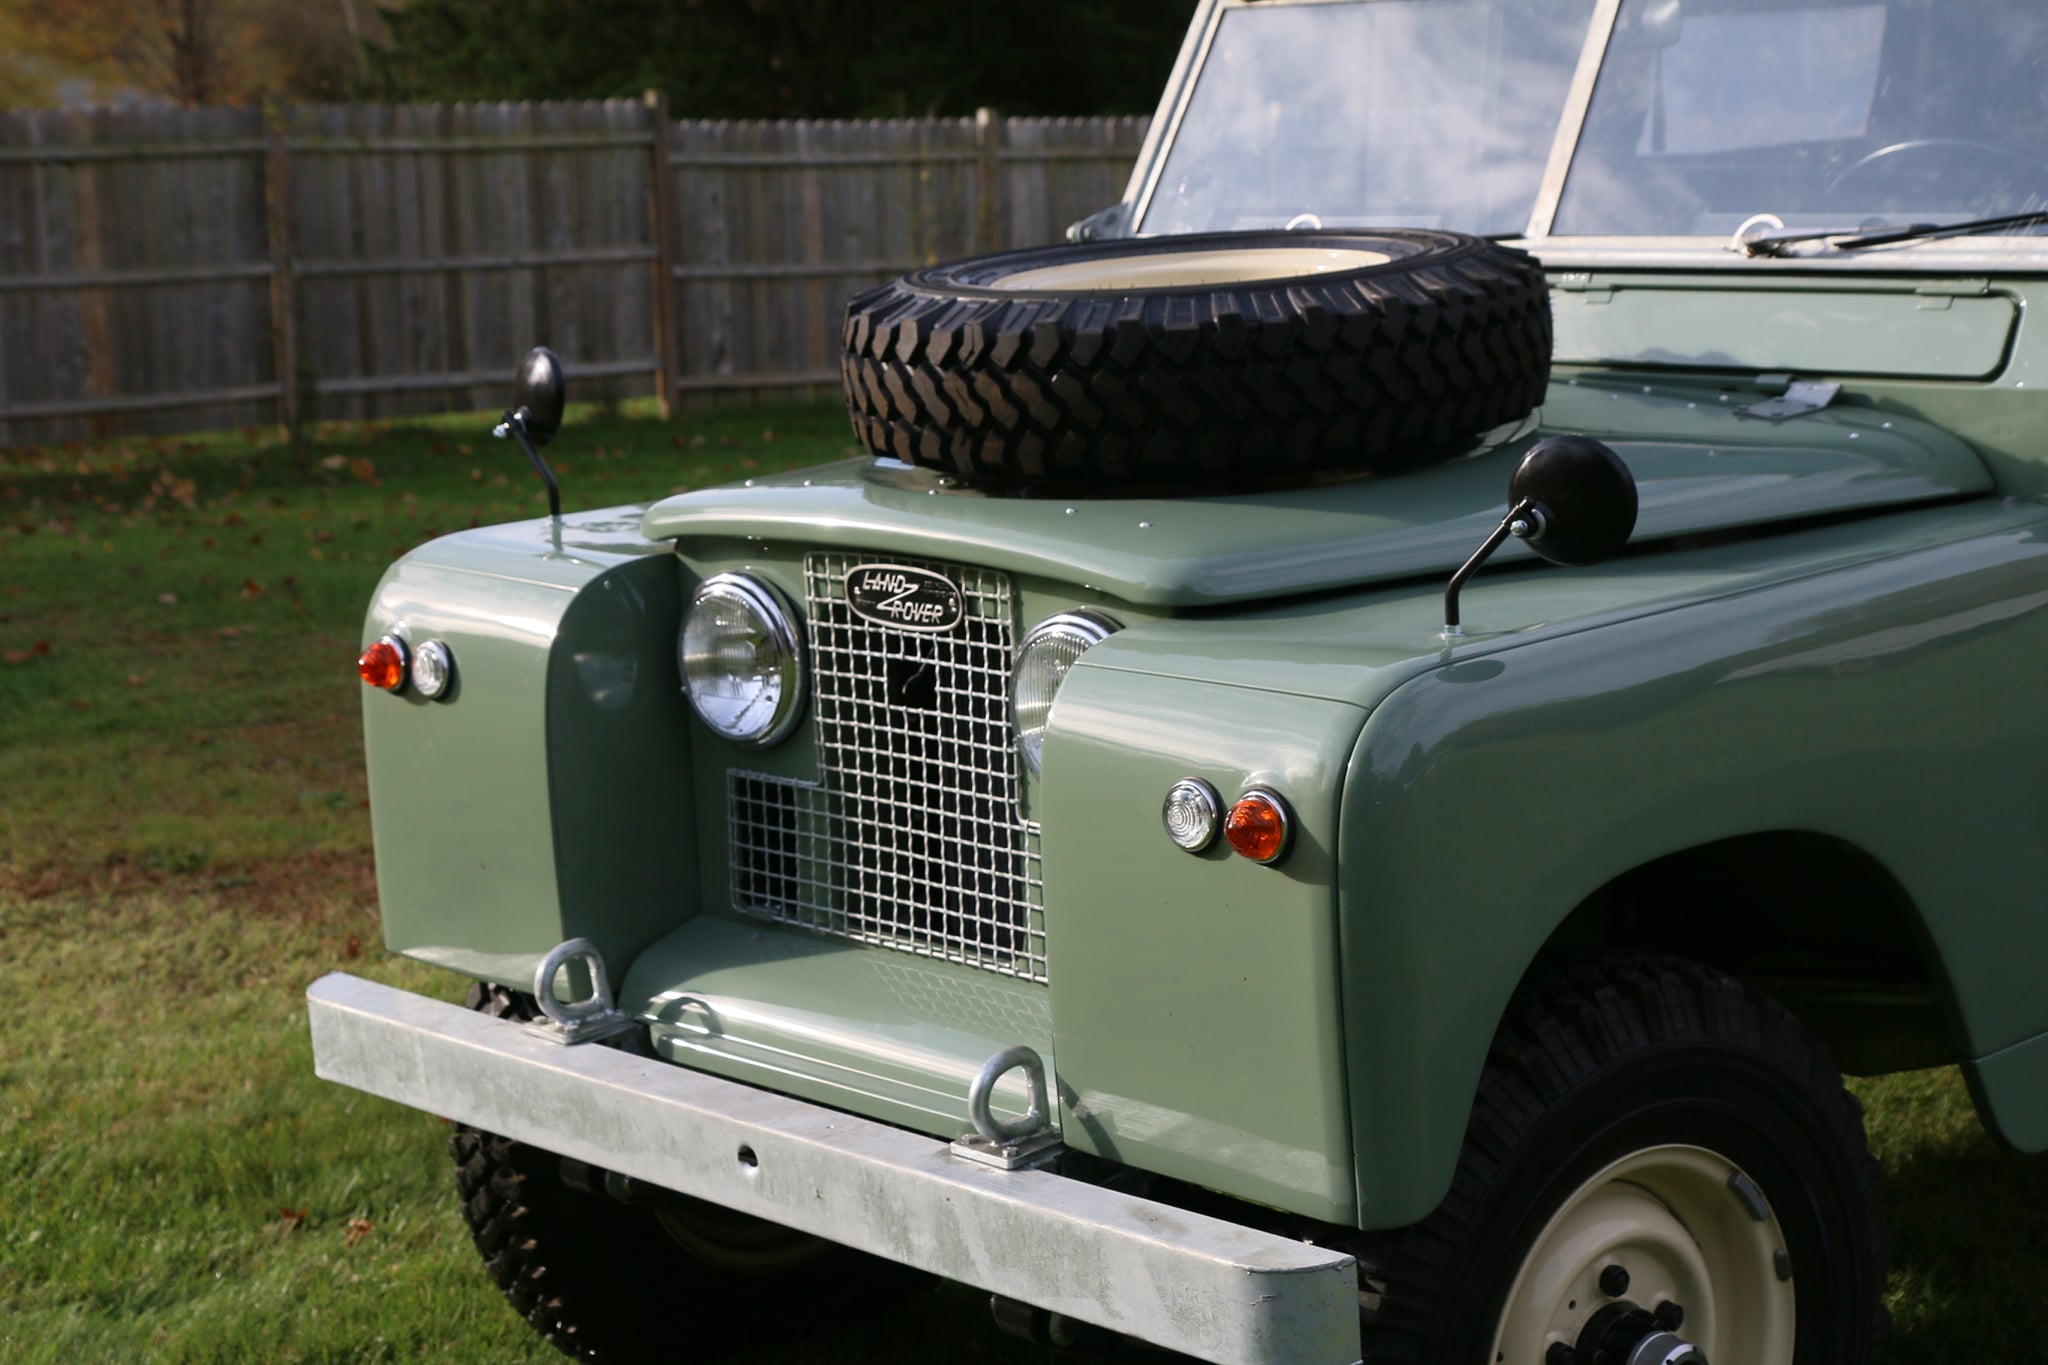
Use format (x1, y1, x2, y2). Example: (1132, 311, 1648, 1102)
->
(898, 228, 1494, 300)
(1443, 1044, 1882, 1363)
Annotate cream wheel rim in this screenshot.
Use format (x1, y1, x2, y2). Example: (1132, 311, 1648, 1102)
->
(988, 246, 1392, 292)
(1489, 1144, 1796, 1365)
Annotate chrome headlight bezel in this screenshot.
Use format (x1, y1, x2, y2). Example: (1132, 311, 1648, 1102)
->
(679, 572, 808, 747)
(1011, 607, 1120, 776)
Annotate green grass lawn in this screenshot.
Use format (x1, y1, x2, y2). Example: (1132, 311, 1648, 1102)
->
(1, 402, 2042, 1362)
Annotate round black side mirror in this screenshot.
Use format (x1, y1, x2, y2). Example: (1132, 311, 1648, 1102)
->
(513, 347, 566, 448)
(1507, 435, 1638, 566)
(1442, 435, 1639, 633)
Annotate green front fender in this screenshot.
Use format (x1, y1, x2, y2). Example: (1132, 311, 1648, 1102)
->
(364, 509, 696, 984)
(1340, 509, 2048, 1227)
(1041, 667, 1367, 1225)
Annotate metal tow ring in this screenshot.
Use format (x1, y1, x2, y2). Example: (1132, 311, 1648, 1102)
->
(969, 1045, 1052, 1143)
(526, 938, 636, 1046)
(953, 1046, 1063, 1170)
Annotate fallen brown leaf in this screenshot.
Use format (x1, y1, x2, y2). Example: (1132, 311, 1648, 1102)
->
(278, 1206, 309, 1232)
(344, 1217, 374, 1247)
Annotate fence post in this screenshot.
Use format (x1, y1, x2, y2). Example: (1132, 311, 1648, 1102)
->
(645, 90, 678, 419)
(262, 102, 303, 447)
(975, 107, 1004, 254)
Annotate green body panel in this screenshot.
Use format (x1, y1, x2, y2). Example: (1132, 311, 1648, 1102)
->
(622, 916, 1052, 1137)
(1546, 274, 2048, 500)
(1336, 502, 2048, 1224)
(1552, 275, 2020, 377)
(639, 380, 1987, 610)
(366, 508, 693, 984)
(1042, 674, 1364, 1223)
(365, 562, 567, 982)
(1965, 1029, 2048, 1152)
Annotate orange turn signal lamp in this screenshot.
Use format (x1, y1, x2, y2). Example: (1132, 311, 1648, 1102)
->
(358, 634, 408, 691)
(1223, 789, 1293, 865)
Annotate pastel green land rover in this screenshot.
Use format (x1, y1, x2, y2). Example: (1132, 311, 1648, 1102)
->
(307, 1, 2048, 1361)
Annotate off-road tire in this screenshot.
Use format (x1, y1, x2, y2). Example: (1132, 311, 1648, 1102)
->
(839, 229, 1551, 493)
(1350, 953, 1889, 1364)
(449, 983, 913, 1361)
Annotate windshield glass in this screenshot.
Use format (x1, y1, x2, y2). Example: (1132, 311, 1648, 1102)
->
(1555, 0, 2048, 237)
(1140, 0, 1597, 237)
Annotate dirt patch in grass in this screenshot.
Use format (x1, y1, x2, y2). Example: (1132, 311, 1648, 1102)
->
(0, 847, 376, 919)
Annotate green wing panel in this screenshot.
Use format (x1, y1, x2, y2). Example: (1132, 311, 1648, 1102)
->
(1042, 668, 1364, 1225)
(1339, 505, 2048, 1225)
(365, 509, 693, 985)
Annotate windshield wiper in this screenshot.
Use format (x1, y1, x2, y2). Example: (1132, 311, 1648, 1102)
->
(1743, 209, 2048, 258)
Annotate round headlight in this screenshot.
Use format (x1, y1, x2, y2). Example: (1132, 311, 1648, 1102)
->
(1012, 608, 1120, 776)
(680, 573, 806, 746)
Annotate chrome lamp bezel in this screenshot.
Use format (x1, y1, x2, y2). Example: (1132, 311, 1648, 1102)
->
(679, 572, 809, 747)
(1011, 607, 1121, 776)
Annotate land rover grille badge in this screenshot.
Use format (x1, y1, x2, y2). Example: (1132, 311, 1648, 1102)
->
(845, 563, 964, 632)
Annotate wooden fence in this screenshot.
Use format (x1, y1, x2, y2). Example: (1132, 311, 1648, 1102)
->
(0, 99, 1148, 446)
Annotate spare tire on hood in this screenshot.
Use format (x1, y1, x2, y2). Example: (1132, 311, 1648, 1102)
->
(840, 228, 1551, 494)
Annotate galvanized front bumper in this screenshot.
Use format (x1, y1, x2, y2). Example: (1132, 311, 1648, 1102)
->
(307, 973, 1362, 1365)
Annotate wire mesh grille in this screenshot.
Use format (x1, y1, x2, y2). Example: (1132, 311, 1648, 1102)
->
(725, 553, 1044, 982)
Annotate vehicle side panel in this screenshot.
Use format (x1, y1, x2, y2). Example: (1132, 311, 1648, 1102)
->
(1339, 510, 2048, 1227)
(366, 512, 693, 983)
(1044, 671, 1363, 1224)
(366, 561, 572, 981)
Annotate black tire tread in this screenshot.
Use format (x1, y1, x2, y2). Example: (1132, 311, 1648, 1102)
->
(1350, 953, 1890, 1363)
(840, 231, 1552, 492)
(450, 983, 683, 1361)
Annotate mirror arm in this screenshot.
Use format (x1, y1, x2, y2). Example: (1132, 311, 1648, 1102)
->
(1444, 497, 1537, 636)
(494, 407, 562, 521)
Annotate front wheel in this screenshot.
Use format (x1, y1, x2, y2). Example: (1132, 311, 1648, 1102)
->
(1354, 955, 1888, 1364)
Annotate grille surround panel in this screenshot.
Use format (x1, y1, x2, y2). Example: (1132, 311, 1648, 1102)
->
(726, 554, 1045, 982)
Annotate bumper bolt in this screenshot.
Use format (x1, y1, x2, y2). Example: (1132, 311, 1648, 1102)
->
(1655, 1300, 1686, 1331)
(1599, 1263, 1631, 1297)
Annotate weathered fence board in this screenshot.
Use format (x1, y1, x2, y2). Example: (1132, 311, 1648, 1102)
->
(0, 102, 1148, 446)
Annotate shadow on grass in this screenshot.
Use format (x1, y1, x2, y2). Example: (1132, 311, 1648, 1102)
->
(1878, 1135, 2048, 1363)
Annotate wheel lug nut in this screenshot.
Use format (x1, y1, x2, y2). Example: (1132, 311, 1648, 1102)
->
(1656, 1300, 1686, 1331)
(1599, 1263, 1631, 1297)
(1547, 1344, 1578, 1365)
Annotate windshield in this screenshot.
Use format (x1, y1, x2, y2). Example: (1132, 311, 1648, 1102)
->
(1140, 0, 1597, 237)
(1555, 0, 2048, 237)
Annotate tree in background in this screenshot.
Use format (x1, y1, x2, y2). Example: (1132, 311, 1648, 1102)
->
(0, 0, 1195, 114)
(0, 0, 383, 107)
(368, 0, 1198, 117)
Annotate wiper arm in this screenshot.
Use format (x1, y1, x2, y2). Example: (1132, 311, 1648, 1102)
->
(1743, 209, 2048, 258)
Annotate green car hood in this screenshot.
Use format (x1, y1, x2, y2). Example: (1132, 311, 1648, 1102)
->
(640, 380, 1990, 608)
